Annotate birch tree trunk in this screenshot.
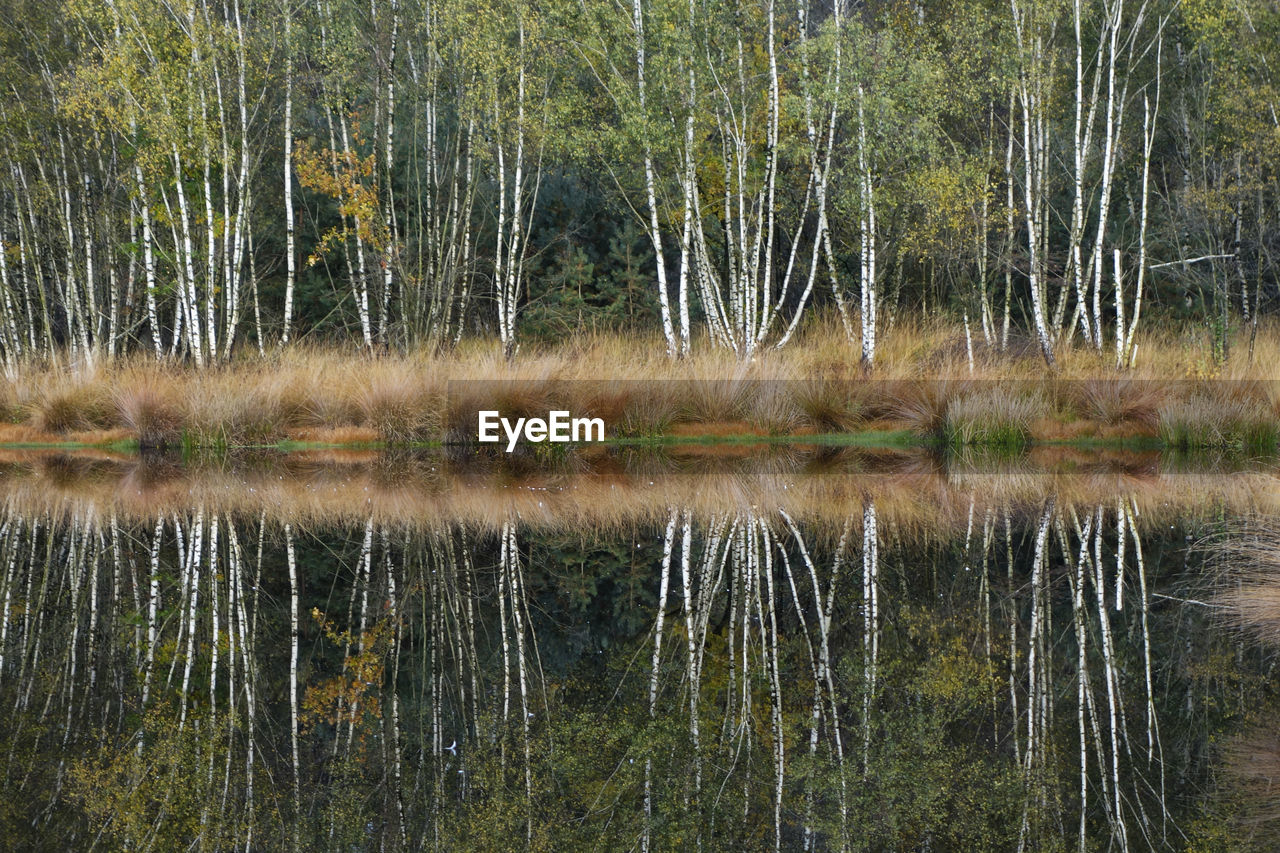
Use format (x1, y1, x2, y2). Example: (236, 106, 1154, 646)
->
(281, 0, 296, 346)
(1009, 0, 1057, 367)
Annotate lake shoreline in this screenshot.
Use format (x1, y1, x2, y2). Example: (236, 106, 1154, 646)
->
(0, 408, 1265, 454)
(2, 324, 1277, 452)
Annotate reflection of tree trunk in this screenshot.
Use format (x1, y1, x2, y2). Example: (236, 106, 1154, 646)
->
(643, 510, 677, 853)
(497, 523, 511, 780)
(343, 519, 375, 755)
(1017, 497, 1053, 850)
(178, 509, 203, 733)
(459, 526, 481, 751)
(144, 517, 162, 710)
(827, 520, 851, 844)
(0, 520, 18, 695)
(677, 511, 702, 837)
(384, 526, 408, 849)
(862, 501, 879, 768)
(1006, 508, 1020, 767)
(230, 516, 258, 850)
(779, 509, 841, 851)
(1069, 511, 1094, 850)
(202, 515, 220, 837)
(980, 510, 995, 731)
(756, 518, 784, 852)
(1127, 498, 1165, 821)
(1090, 507, 1126, 847)
(285, 522, 301, 846)
(500, 520, 533, 843)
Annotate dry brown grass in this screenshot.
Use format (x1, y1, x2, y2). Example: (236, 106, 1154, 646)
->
(287, 426, 382, 444)
(357, 366, 442, 442)
(1069, 378, 1167, 428)
(25, 374, 115, 434)
(1158, 386, 1279, 451)
(113, 369, 184, 447)
(879, 379, 972, 435)
(0, 316, 1275, 446)
(791, 378, 868, 431)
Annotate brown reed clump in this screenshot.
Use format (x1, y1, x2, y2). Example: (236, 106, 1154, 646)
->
(357, 367, 442, 443)
(617, 385, 679, 437)
(114, 378, 184, 448)
(792, 378, 868, 432)
(679, 376, 756, 424)
(1071, 378, 1166, 428)
(28, 378, 116, 435)
(1222, 729, 1280, 831)
(880, 379, 974, 436)
(1213, 524, 1280, 647)
(746, 381, 805, 435)
(1158, 388, 1279, 451)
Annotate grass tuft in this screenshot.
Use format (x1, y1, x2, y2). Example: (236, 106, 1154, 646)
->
(1071, 378, 1165, 428)
(747, 382, 804, 435)
(942, 389, 1045, 450)
(1158, 389, 1279, 452)
(680, 377, 754, 424)
(793, 379, 867, 432)
(359, 369, 441, 443)
(29, 380, 115, 434)
(115, 380, 183, 448)
(882, 380, 969, 436)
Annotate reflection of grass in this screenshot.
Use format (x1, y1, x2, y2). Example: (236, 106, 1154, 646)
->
(1214, 524, 1280, 647)
(607, 429, 918, 449)
(3, 449, 1279, 534)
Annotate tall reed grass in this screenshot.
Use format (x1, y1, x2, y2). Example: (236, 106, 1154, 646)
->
(942, 389, 1046, 451)
(1159, 390, 1280, 452)
(0, 317, 1275, 448)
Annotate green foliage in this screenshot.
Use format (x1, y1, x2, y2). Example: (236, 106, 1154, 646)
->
(0, 0, 1275, 360)
(522, 220, 661, 340)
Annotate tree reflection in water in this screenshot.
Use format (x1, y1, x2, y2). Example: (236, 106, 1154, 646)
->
(0, 487, 1272, 850)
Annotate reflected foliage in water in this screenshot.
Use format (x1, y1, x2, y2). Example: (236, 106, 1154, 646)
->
(0, 487, 1273, 850)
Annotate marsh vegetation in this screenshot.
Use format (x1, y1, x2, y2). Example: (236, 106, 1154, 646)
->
(0, 321, 1277, 451)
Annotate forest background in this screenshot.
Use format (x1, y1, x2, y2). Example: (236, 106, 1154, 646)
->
(0, 0, 1276, 375)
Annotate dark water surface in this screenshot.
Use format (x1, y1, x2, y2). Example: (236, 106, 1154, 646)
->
(2, 448, 1278, 850)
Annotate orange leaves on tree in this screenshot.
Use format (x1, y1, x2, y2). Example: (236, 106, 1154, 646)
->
(300, 606, 396, 753)
(293, 119, 393, 269)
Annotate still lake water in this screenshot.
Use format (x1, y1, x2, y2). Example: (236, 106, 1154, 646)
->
(2, 446, 1278, 851)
